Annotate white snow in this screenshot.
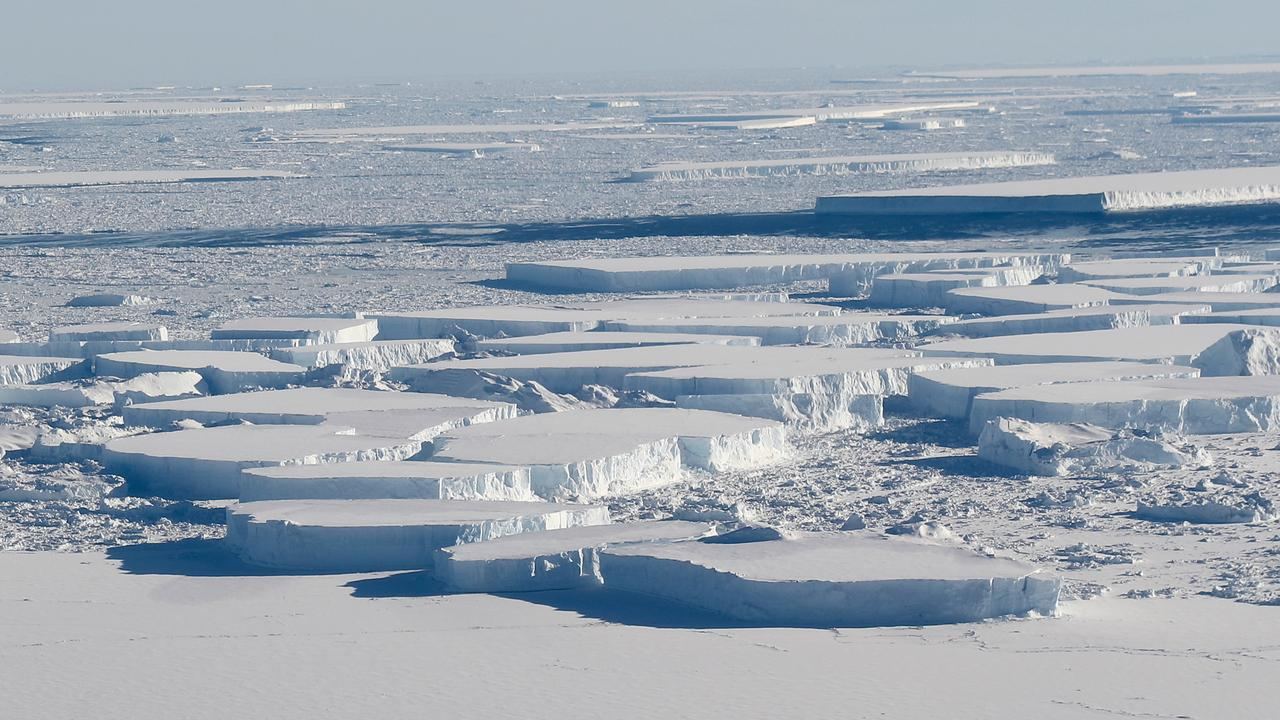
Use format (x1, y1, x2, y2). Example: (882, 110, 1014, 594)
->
(817, 166, 1280, 214)
(94, 350, 306, 394)
(977, 418, 1212, 476)
(599, 533, 1060, 626)
(908, 361, 1201, 420)
(625, 151, 1054, 182)
(211, 317, 378, 344)
(435, 520, 715, 592)
(969, 376, 1280, 435)
(239, 461, 534, 501)
(225, 499, 610, 572)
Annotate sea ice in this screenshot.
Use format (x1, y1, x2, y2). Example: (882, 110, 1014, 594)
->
(599, 533, 1061, 627)
(435, 520, 714, 592)
(225, 499, 610, 572)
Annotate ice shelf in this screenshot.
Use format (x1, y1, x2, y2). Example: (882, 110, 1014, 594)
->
(435, 520, 715, 592)
(977, 418, 1212, 476)
(908, 361, 1201, 420)
(506, 252, 1068, 293)
(94, 350, 306, 394)
(625, 151, 1054, 182)
(598, 533, 1061, 627)
(816, 166, 1280, 215)
(968, 376, 1280, 435)
(921, 324, 1280, 375)
(101, 424, 429, 499)
(429, 408, 788, 500)
(211, 317, 378, 344)
(225, 499, 610, 572)
(239, 461, 534, 501)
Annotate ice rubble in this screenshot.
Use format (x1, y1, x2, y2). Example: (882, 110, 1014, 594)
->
(868, 266, 1044, 308)
(968, 376, 1280, 435)
(506, 252, 1068, 293)
(921, 324, 1280, 374)
(48, 322, 168, 343)
(976, 418, 1212, 476)
(429, 408, 788, 500)
(624, 151, 1055, 182)
(435, 520, 715, 592)
(240, 461, 534, 501)
(943, 284, 1124, 315)
(0, 356, 84, 385)
(267, 339, 455, 371)
(601, 314, 954, 345)
(1079, 274, 1280, 296)
(908, 362, 1201, 420)
(225, 499, 610, 572)
(816, 166, 1280, 215)
(598, 533, 1061, 626)
(0, 169, 296, 189)
(94, 350, 306, 394)
(938, 304, 1210, 338)
(211, 317, 378, 344)
(0, 372, 204, 409)
(121, 388, 517, 434)
(475, 331, 760, 354)
(101, 425, 430, 499)
(64, 293, 152, 307)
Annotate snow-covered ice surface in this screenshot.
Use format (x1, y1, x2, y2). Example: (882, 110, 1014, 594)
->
(12, 68, 1280, 716)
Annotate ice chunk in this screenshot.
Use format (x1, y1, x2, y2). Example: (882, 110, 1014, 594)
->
(225, 499, 610, 572)
(0, 371, 204, 408)
(64, 293, 152, 307)
(0, 355, 84, 385)
(908, 362, 1201, 420)
(212, 317, 378, 344)
(1136, 491, 1276, 524)
(475, 331, 759, 354)
(944, 284, 1123, 315)
(625, 151, 1054, 182)
(101, 424, 428, 499)
(921, 324, 1280, 375)
(977, 418, 1212, 476)
(938, 304, 1211, 338)
(430, 408, 787, 500)
(507, 252, 1068, 293)
(268, 338, 455, 371)
(48, 322, 168, 343)
(94, 350, 306, 394)
(599, 533, 1061, 627)
(817, 166, 1280, 215)
(969, 376, 1280, 435)
(436, 520, 715, 592)
(240, 461, 534, 501)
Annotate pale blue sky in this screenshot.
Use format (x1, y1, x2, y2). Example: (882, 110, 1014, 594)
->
(7, 0, 1279, 90)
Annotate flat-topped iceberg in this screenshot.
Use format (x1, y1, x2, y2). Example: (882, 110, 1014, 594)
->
(94, 350, 306, 394)
(240, 461, 534, 501)
(226, 499, 610, 572)
(212, 317, 378, 344)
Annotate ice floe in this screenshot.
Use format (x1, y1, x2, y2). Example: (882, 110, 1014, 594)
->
(211, 317, 378, 344)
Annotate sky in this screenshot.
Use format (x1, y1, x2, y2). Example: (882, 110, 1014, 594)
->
(6, 0, 1280, 90)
